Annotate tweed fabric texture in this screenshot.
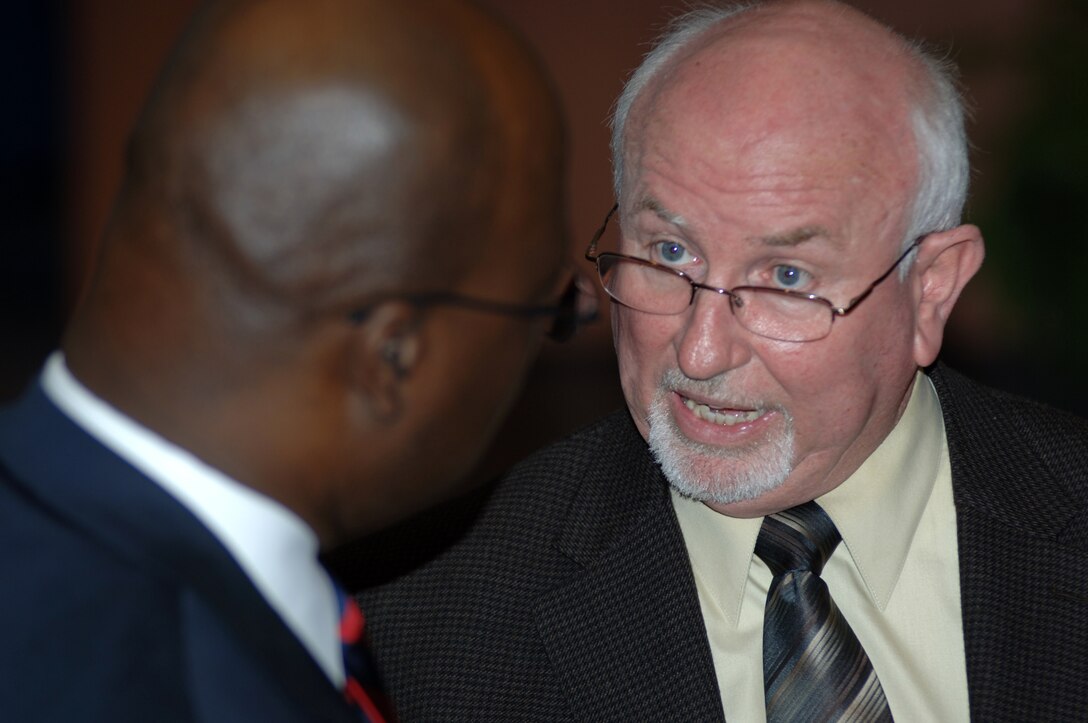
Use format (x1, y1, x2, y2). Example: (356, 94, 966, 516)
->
(346, 365, 1088, 722)
(931, 367, 1088, 721)
(757, 503, 891, 723)
(350, 409, 723, 721)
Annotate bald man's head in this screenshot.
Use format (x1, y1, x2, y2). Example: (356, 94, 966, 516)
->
(64, 0, 568, 544)
(112, 0, 563, 315)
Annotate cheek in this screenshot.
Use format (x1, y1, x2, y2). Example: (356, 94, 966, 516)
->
(762, 302, 917, 443)
(465, 331, 540, 426)
(430, 325, 541, 460)
(613, 309, 679, 426)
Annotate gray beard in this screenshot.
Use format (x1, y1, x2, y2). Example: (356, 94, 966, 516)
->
(646, 370, 795, 506)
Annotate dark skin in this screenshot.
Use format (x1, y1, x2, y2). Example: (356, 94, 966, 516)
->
(63, 0, 567, 548)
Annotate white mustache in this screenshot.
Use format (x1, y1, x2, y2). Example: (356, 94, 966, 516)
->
(658, 367, 773, 411)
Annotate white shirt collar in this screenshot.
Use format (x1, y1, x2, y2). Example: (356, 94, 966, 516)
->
(41, 352, 345, 685)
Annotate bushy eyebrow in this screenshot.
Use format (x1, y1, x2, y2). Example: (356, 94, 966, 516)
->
(752, 226, 832, 247)
(631, 197, 687, 227)
(629, 199, 834, 249)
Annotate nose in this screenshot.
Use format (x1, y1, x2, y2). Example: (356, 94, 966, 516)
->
(675, 287, 752, 380)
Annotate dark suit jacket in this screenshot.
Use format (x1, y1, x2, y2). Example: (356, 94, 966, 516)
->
(0, 380, 361, 722)
(351, 365, 1088, 722)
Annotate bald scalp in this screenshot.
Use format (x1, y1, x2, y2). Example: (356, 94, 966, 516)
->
(113, 0, 562, 321)
(614, 0, 968, 248)
(625, 2, 923, 184)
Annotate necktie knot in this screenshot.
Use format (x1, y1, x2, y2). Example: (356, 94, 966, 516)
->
(754, 501, 841, 578)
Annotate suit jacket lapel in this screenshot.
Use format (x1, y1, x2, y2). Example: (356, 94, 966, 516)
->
(0, 381, 357, 721)
(533, 413, 725, 722)
(931, 365, 1088, 720)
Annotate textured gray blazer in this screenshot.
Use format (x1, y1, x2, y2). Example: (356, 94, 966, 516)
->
(347, 365, 1088, 721)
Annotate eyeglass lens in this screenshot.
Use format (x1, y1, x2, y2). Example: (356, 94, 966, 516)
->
(596, 255, 833, 342)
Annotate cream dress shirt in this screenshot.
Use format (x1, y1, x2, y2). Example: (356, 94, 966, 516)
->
(673, 372, 970, 721)
(41, 352, 345, 686)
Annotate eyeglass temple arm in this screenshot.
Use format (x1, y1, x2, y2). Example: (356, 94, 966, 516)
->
(834, 236, 924, 316)
(586, 203, 619, 261)
(350, 290, 565, 325)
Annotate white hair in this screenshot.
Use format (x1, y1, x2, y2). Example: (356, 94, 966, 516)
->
(904, 49, 971, 243)
(609, 2, 971, 258)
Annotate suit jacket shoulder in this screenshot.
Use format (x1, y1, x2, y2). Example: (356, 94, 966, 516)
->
(929, 364, 1088, 721)
(930, 363, 1088, 542)
(0, 381, 358, 722)
(355, 410, 724, 722)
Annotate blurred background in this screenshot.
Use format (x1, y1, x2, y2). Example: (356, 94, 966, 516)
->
(3, 0, 1086, 483)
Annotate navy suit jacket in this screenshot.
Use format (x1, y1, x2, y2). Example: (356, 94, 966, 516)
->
(0, 380, 360, 722)
(345, 365, 1088, 721)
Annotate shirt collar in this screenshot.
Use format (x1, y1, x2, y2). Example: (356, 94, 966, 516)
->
(40, 352, 345, 685)
(820, 372, 944, 609)
(673, 370, 944, 624)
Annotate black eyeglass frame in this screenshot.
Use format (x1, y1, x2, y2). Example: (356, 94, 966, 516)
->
(585, 203, 925, 342)
(348, 274, 598, 343)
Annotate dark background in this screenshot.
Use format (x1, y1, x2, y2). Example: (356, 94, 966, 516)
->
(4, 0, 1086, 483)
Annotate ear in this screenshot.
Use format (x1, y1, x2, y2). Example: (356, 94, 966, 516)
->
(911, 223, 985, 367)
(350, 302, 424, 422)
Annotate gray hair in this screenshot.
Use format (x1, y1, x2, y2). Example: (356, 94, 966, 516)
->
(609, 2, 970, 255)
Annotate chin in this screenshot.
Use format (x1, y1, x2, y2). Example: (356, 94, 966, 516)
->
(646, 392, 795, 506)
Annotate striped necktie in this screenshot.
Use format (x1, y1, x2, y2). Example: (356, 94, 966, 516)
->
(335, 585, 395, 722)
(755, 502, 892, 722)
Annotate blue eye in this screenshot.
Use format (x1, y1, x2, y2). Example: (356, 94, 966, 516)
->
(772, 265, 811, 289)
(653, 241, 695, 266)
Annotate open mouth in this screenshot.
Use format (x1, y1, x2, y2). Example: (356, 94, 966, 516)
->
(682, 396, 762, 426)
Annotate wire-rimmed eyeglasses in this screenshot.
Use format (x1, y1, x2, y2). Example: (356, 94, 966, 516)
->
(584, 203, 923, 343)
(348, 273, 598, 342)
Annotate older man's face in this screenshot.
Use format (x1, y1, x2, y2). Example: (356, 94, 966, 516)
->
(613, 33, 929, 517)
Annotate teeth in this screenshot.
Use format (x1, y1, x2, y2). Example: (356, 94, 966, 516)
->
(683, 397, 762, 426)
